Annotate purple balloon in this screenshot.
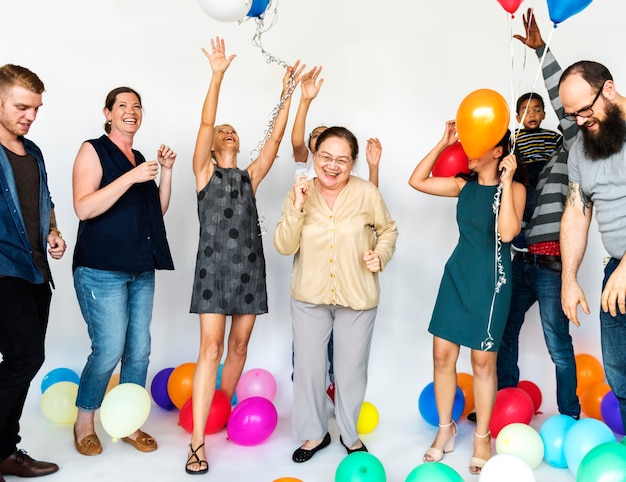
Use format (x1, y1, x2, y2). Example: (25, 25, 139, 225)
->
(151, 367, 176, 410)
(601, 390, 626, 435)
(227, 396, 278, 446)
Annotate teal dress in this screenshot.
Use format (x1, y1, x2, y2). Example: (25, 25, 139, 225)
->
(428, 179, 512, 351)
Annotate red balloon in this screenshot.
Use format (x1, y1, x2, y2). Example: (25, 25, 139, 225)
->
(432, 142, 470, 177)
(497, 0, 523, 15)
(178, 389, 232, 434)
(517, 380, 543, 413)
(489, 387, 534, 438)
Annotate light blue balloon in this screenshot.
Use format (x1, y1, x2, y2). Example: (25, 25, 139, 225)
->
(547, 0, 594, 26)
(41, 368, 80, 394)
(539, 414, 576, 468)
(563, 418, 616, 477)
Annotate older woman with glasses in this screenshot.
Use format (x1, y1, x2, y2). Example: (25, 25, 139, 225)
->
(274, 126, 398, 463)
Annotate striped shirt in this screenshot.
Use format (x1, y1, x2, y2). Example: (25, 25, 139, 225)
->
(524, 46, 578, 246)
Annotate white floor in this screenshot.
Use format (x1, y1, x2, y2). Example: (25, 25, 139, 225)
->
(12, 382, 587, 482)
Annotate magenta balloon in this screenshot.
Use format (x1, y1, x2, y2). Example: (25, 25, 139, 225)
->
(227, 397, 278, 446)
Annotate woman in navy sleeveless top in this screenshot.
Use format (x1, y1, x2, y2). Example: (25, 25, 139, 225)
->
(71, 86, 176, 457)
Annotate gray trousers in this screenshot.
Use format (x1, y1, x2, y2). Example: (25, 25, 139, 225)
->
(291, 298, 377, 446)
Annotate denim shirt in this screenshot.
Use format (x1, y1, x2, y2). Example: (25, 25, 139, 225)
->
(0, 137, 52, 284)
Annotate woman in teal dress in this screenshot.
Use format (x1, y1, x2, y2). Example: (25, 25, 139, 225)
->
(409, 120, 526, 475)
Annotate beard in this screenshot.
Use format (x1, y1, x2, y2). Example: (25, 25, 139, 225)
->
(581, 102, 626, 160)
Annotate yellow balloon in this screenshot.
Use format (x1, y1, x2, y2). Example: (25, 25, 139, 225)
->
(40, 381, 79, 424)
(357, 401, 379, 434)
(100, 383, 151, 439)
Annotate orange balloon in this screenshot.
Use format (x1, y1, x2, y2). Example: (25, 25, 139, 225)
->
(167, 362, 196, 409)
(457, 372, 474, 417)
(455, 89, 510, 159)
(580, 381, 611, 420)
(575, 353, 605, 397)
(273, 479, 303, 482)
(105, 373, 120, 395)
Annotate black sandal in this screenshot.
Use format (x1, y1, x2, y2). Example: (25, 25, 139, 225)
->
(185, 443, 209, 475)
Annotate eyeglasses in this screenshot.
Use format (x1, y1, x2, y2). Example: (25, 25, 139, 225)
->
(316, 152, 352, 167)
(563, 86, 603, 121)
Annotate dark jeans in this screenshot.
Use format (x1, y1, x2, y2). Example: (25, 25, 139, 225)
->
(0, 277, 51, 459)
(497, 257, 580, 417)
(601, 258, 626, 433)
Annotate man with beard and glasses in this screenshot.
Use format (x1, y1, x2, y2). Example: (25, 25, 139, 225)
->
(559, 60, 626, 433)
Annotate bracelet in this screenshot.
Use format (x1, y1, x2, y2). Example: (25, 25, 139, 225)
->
(49, 228, 62, 238)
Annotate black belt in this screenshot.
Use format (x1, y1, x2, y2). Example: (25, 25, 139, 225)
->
(514, 251, 562, 272)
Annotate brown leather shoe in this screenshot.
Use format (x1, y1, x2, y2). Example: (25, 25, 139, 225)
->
(121, 430, 157, 453)
(74, 426, 102, 456)
(0, 450, 59, 477)
(0, 470, 5, 482)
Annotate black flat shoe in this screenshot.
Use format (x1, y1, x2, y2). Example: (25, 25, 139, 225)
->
(292, 432, 331, 463)
(340, 436, 368, 454)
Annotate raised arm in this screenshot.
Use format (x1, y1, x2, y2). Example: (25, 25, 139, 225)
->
(156, 144, 176, 215)
(192, 37, 236, 190)
(408, 120, 464, 197)
(365, 138, 382, 187)
(516, 8, 577, 148)
(291, 66, 324, 164)
(248, 61, 305, 192)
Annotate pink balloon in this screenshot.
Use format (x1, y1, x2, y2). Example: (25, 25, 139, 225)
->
(497, 0, 523, 15)
(236, 368, 277, 402)
(227, 397, 278, 446)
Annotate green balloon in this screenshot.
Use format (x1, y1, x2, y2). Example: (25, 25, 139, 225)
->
(577, 442, 626, 482)
(335, 452, 386, 482)
(405, 463, 464, 482)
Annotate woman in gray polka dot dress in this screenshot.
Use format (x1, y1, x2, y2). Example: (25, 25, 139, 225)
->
(184, 37, 303, 474)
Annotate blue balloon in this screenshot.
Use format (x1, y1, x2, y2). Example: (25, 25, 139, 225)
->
(601, 390, 626, 435)
(539, 414, 576, 468)
(547, 0, 593, 25)
(150, 367, 176, 410)
(563, 418, 616, 477)
(418, 382, 465, 427)
(247, 0, 270, 18)
(41, 368, 80, 394)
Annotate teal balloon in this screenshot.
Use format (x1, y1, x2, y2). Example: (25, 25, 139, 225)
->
(563, 418, 616, 477)
(547, 0, 593, 25)
(577, 442, 626, 482)
(539, 414, 576, 468)
(41, 368, 80, 393)
(335, 452, 386, 482)
(404, 462, 463, 482)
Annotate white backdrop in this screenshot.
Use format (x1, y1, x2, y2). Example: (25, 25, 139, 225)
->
(1, 0, 620, 474)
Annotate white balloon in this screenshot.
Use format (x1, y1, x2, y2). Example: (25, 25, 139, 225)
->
(479, 454, 536, 482)
(198, 0, 251, 23)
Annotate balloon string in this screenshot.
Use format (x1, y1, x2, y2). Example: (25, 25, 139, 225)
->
(482, 183, 506, 351)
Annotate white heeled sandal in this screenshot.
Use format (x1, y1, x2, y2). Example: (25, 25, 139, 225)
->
(423, 420, 457, 463)
(469, 430, 491, 475)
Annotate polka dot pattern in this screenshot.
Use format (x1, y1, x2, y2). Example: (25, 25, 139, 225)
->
(190, 167, 268, 315)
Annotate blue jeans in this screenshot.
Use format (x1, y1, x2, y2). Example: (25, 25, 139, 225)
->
(497, 257, 580, 417)
(74, 267, 155, 411)
(600, 258, 626, 433)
